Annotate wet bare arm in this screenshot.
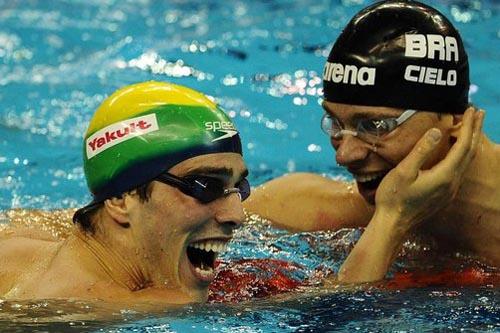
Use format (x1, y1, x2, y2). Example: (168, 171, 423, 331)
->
(338, 107, 484, 283)
(244, 173, 373, 232)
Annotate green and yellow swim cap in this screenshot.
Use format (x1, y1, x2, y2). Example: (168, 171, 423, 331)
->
(74, 81, 242, 223)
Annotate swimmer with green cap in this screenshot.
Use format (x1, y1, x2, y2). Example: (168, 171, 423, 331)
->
(246, 0, 500, 277)
(0, 78, 470, 303)
(0, 81, 250, 303)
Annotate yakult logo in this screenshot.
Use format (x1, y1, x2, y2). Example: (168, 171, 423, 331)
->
(323, 62, 376, 86)
(86, 114, 159, 159)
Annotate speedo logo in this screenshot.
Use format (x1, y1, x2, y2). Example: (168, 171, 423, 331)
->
(86, 114, 159, 159)
(323, 62, 376, 86)
(205, 121, 238, 142)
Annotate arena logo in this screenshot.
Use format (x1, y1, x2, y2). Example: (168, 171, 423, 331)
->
(205, 121, 238, 142)
(405, 34, 459, 61)
(323, 62, 376, 86)
(86, 114, 159, 159)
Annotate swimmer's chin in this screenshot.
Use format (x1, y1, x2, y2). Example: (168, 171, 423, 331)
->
(356, 182, 377, 205)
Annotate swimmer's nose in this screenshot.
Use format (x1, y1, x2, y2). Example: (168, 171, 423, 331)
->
(213, 193, 245, 229)
(334, 134, 371, 167)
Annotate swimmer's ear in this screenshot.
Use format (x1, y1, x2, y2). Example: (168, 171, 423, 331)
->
(449, 114, 464, 138)
(103, 196, 131, 228)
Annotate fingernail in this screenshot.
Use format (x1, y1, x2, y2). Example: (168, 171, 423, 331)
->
(428, 128, 442, 143)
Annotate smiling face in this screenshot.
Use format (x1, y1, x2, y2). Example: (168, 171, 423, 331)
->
(323, 101, 454, 204)
(124, 152, 247, 302)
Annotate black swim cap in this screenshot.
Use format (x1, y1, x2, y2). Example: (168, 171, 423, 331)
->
(323, 0, 469, 114)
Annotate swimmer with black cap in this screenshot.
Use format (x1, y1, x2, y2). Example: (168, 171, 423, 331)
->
(245, 0, 499, 273)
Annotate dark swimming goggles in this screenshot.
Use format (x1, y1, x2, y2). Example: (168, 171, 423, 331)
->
(155, 173, 251, 203)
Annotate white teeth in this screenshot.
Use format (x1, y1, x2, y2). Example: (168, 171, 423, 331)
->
(188, 240, 228, 254)
(195, 266, 214, 275)
(354, 171, 386, 183)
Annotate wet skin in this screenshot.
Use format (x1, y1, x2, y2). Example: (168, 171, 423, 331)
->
(245, 105, 500, 266)
(324, 103, 500, 265)
(134, 152, 247, 301)
(323, 101, 454, 204)
(0, 152, 247, 303)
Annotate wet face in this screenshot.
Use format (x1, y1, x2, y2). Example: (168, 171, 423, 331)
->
(322, 101, 453, 204)
(126, 153, 247, 302)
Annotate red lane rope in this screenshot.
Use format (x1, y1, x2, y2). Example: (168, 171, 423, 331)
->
(208, 259, 304, 303)
(385, 267, 500, 289)
(209, 259, 499, 303)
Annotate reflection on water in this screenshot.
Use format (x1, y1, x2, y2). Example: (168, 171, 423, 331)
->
(0, 215, 498, 332)
(1, 284, 498, 332)
(0, 0, 499, 331)
(1, 0, 498, 210)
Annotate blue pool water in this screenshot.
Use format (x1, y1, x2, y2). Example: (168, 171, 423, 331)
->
(0, 0, 498, 332)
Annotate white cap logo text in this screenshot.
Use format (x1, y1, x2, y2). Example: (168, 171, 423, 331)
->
(404, 34, 459, 86)
(405, 34, 459, 61)
(86, 114, 159, 159)
(205, 121, 238, 142)
(323, 62, 376, 86)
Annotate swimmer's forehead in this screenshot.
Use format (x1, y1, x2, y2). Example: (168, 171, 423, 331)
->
(322, 101, 406, 119)
(169, 153, 248, 180)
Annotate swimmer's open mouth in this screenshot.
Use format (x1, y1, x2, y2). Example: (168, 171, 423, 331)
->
(354, 171, 390, 202)
(187, 239, 228, 281)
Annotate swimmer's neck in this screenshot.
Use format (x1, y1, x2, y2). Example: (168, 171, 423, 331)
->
(449, 135, 500, 209)
(427, 134, 500, 264)
(68, 228, 152, 292)
(63, 230, 198, 303)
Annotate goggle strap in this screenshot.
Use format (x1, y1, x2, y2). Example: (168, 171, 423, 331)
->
(338, 129, 358, 137)
(395, 109, 417, 126)
(156, 173, 191, 190)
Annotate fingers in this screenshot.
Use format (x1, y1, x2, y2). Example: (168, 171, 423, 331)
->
(469, 109, 484, 160)
(461, 109, 484, 171)
(396, 127, 443, 180)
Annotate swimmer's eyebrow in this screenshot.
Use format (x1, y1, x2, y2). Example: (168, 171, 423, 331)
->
(183, 167, 249, 180)
(323, 105, 402, 120)
(183, 167, 234, 177)
(351, 111, 400, 120)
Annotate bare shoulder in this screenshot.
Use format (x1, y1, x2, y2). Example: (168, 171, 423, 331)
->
(244, 172, 374, 231)
(0, 209, 74, 295)
(0, 236, 58, 257)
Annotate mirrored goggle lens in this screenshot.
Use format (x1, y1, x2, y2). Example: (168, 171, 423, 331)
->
(185, 176, 225, 203)
(320, 114, 333, 135)
(185, 176, 251, 203)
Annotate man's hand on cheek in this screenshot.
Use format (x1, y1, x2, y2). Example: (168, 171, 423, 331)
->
(374, 107, 484, 232)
